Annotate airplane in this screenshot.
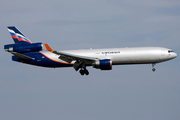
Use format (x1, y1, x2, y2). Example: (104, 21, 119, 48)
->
(4, 26, 177, 75)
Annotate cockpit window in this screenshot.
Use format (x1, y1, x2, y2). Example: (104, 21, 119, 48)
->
(168, 50, 174, 53)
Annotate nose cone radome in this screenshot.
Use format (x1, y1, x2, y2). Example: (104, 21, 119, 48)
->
(172, 52, 177, 59)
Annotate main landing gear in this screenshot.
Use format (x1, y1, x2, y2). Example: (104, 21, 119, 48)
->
(79, 68, 89, 75)
(73, 61, 89, 75)
(152, 63, 156, 72)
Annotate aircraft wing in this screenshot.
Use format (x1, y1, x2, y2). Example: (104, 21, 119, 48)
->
(44, 44, 96, 63)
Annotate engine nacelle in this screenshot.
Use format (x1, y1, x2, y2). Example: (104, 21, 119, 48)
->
(93, 59, 112, 70)
(4, 43, 43, 53)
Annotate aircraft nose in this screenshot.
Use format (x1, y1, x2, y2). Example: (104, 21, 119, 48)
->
(172, 52, 177, 58)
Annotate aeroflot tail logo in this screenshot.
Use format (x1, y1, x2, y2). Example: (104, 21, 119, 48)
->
(8, 29, 32, 44)
(102, 51, 120, 54)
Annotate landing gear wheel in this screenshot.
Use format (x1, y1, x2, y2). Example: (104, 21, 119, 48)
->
(84, 69, 89, 75)
(79, 69, 84, 75)
(79, 69, 89, 75)
(152, 63, 156, 72)
(77, 62, 89, 75)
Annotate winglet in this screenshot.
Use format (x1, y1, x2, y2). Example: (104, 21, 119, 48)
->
(44, 43, 54, 52)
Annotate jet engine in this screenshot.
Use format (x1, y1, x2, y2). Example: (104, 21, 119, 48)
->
(93, 59, 112, 70)
(4, 43, 43, 53)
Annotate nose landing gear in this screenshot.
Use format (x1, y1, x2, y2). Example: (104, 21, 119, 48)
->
(152, 63, 156, 72)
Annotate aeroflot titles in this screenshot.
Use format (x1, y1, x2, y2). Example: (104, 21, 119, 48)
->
(102, 51, 120, 54)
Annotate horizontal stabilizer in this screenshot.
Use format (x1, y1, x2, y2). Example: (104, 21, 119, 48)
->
(10, 52, 34, 61)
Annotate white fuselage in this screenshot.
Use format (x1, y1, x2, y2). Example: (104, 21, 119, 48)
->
(42, 47, 177, 65)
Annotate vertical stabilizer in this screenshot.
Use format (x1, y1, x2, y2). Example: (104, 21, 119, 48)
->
(7, 26, 32, 44)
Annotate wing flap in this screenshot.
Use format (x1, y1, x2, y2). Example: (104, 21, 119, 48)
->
(59, 55, 73, 63)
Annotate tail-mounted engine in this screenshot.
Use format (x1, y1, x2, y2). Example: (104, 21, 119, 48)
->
(93, 59, 112, 70)
(4, 43, 43, 53)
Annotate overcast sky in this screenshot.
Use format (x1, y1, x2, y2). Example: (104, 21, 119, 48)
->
(0, 0, 180, 120)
